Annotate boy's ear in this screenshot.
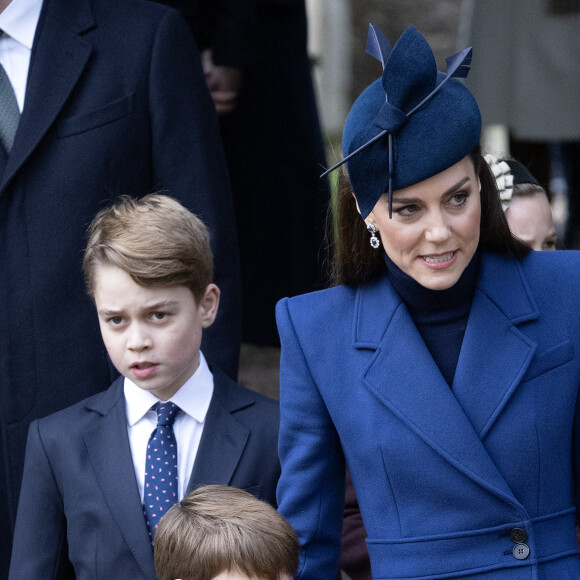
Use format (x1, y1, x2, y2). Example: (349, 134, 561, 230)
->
(199, 283, 220, 328)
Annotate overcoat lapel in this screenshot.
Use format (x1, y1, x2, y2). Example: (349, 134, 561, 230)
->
(452, 256, 538, 439)
(356, 258, 536, 510)
(0, 0, 94, 193)
(83, 379, 156, 580)
(186, 372, 250, 492)
(0, 144, 7, 177)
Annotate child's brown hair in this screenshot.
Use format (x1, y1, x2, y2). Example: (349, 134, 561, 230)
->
(83, 194, 213, 302)
(154, 485, 299, 580)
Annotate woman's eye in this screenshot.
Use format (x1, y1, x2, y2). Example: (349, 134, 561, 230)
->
(543, 240, 557, 250)
(152, 312, 167, 321)
(450, 193, 468, 206)
(395, 204, 419, 217)
(108, 316, 124, 326)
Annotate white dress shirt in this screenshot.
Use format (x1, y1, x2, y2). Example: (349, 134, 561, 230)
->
(0, 0, 43, 111)
(124, 351, 214, 502)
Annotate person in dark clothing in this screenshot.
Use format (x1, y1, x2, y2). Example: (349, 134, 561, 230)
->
(159, 0, 330, 345)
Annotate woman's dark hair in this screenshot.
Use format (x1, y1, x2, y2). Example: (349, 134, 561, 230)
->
(329, 145, 531, 287)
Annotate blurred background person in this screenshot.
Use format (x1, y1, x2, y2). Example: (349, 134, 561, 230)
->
(158, 0, 330, 349)
(486, 154, 558, 251)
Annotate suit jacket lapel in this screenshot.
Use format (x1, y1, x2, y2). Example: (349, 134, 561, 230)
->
(1, 0, 94, 192)
(452, 255, 538, 439)
(83, 378, 156, 580)
(356, 272, 522, 510)
(186, 371, 250, 492)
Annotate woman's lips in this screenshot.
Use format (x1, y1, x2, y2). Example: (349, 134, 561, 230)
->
(131, 362, 159, 379)
(420, 250, 457, 268)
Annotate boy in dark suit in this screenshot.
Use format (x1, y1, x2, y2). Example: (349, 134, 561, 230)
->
(154, 485, 299, 580)
(8, 194, 280, 580)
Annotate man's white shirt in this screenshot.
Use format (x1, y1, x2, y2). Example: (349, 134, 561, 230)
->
(0, 0, 43, 111)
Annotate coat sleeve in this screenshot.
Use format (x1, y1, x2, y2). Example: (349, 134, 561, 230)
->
(8, 421, 75, 580)
(276, 298, 345, 579)
(148, 9, 241, 379)
(574, 376, 580, 520)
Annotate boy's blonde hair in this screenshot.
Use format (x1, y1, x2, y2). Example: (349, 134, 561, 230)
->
(83, 194, 213, 301)
(154, 485, 299, 580)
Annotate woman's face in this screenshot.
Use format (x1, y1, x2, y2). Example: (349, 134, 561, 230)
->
(367, 156, 481, 290)
(505, 192, 557, 251)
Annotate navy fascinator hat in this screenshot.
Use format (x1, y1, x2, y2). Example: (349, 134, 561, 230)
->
(322, 25, 482, 219)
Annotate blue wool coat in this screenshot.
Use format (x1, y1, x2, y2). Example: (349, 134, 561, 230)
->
(276, 251, 580, 580)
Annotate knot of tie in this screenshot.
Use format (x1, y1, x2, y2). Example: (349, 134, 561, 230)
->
(154, 402, 180, 428)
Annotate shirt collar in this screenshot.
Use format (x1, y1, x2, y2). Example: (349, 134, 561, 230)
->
(124, 351, 214, 427)
(0, 0, 43, 50)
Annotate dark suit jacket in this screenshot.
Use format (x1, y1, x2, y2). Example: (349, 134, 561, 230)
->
(0, 0, 241, 572)
(276, 251, 580, 579)
(8, 368, 280, 580)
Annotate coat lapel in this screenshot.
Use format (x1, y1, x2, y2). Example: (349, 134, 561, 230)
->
(1, 0, 94, 192)
(0, 144, 7, 177)
(186, 371, 251, 492)
(452, 255, 538, 439)
(356, 266, 524, 510)
(83, 378, 156, 580)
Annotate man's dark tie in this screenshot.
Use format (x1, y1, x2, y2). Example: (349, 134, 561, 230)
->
(142, 402, 180, 543)
(0, 33, 20, 153)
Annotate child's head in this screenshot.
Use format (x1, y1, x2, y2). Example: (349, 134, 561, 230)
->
(505, 183, 557, 251)
(485, 155, 557, 251)
(154, 485, 299, 580)
(83, 194, 220, 400)
(83, 193, 213, 302)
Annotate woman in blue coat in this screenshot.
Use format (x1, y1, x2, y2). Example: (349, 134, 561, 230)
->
(276, 25, 580, 580)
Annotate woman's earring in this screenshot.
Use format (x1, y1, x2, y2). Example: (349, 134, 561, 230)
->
(367, 223, 380, 249)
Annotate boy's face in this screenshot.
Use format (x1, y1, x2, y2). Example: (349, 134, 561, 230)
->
(93, 262, 219, 400)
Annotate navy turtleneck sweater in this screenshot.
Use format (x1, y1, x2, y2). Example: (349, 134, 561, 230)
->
(384, 252, 480, 388)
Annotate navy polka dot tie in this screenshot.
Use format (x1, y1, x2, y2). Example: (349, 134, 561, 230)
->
(143, 402, 180, 543)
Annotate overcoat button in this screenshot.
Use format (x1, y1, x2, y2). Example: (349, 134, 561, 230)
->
(509, 528, 528, 544)
(512, 543, 530, 560)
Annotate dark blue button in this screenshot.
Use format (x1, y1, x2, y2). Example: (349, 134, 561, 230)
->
(510, 528, 528, 544)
